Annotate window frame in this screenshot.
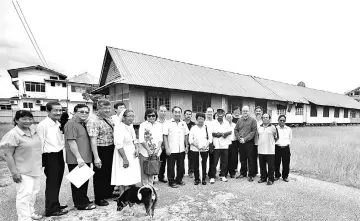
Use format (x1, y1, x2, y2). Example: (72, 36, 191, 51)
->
(25, 82, 45, 92)
(192, 93, 211, 113)
(344, 108, 349, 118)
(310, 103, 317, 117)
(145, 90, 170, 111)
(323, 106, 329, 117)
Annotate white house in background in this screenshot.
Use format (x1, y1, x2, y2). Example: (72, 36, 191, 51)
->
(7, 65, 98, 113)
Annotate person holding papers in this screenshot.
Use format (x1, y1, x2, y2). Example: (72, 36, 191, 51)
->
(64, 104, 96, 211)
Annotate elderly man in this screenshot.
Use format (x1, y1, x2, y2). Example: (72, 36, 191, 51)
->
(275, 115, 292, 182)
(253, 106, 264, 176)
(234, 106, 257, 182)
(204, 107, 215, 178)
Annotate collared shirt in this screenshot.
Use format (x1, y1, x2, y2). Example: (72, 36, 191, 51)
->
(254, 118, 263, 145)
(138, 121, 163, 157)
(64, 118, 93, 164)
(232, 116, 240, 124)
(189, 125, 212, 152)
(157, 118, 168, 147)
(0, 126, 42, 177)
(163, 118, 189, 153)
(276, 125, 292, 146)
(185, 120, 196, 131)
(212, 120, 233, 149)
(234, 116, 257, 142)
(36, 117, 65, 153)
(87, 114, 114, 146)
(204, 119, 215, 134)
(258, 124, 278, 155)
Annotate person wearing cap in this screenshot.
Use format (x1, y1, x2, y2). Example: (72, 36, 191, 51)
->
(209, 109, 232, 184)
(234, 106, 258, 182)
(275, 115, 292, 182)
(253, 106, 264, 176)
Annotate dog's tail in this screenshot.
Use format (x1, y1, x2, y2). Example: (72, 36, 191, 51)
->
(137, 185, 156, 200)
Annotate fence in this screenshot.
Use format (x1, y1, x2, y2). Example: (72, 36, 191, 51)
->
(0, 110, 48, 124)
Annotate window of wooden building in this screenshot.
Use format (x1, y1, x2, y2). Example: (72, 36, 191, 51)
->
(323, 107, 329, 117)
(350, 110, 357, 118)
(146, 90, 170, 110)
(310, 103, 317, 117)
(192, 94, 211, 113)
(334, 107, 340, 118)
(295, 103, 304, 115)
(344, 108, 348, 118)
(277, 104, 287, 115)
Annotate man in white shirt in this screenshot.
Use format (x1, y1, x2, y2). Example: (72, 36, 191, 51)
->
(253, 106, 264, 176)
(111, 102, 126, 125)
(157, 105, 169, 183)
(36, 102, 68, 217)
(275, 115, 292, 182)
(163, 106, 189, 188)
(209, 109, 232, 184)
(204, 107, 215, 178)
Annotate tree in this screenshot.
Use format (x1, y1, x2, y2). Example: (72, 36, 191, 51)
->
(82, 86, 108, 110)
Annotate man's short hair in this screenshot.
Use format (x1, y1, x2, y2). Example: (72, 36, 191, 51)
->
(232, 106, 241, 113)
(158, 105, 167, 111)
(262, 113, 271, 119)
(46, 102, 61, 112)
(255, 106, 263, 112)
(195, 112, 206, 120)
(184, 109, 192, 115)
(278, 115, 286, 121)
(114, 101, 126, 109)
(172, 106, 182, 113)
(97, 99, 111, 108)
(74, 104, 90, 113)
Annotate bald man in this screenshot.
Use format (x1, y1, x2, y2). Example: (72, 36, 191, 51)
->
(234, 106, 258, 182)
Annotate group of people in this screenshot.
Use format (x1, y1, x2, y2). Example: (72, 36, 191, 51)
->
(0, 100, 292, 221)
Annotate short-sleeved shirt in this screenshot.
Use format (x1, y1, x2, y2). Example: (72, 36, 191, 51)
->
(64, 118, 93, 164)
(163, 119, 189, 153)
(258, 124, 278, 155)
(212, 120, 233, 149)
(86, 115, 114, 146)
(0, 126, 42, 177)
(138, 121, 163, 157)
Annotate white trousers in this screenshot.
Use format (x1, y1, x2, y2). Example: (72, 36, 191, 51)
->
(16, 175, 41, 221)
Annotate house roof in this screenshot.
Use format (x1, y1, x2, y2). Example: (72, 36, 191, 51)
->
(7, 65, 67, 79)
(68, 72, 98, 85)
(345, 87, 360, 95)
(98, 46, 360, 110)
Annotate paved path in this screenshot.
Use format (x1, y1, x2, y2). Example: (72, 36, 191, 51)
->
(0, 169, 359, 221)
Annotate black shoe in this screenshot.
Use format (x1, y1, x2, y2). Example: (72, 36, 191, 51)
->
(194, 180, 200, 185)
(169, 183, 179, 188)
(176, 181, 186, 186)
(45, 209, 68, 217)
(283, 177, 289, 182)
(236, 175, 246, 179)
(95, 200, 109, 206)
(202, 180, 207, 185)
(59, 205, 68, 210)
(275, 177, 280, 181)
(248, 177, 254, 182)
(267, 180, 274, 185)
(158, 178, 168, 183)
(258, 179, 267, 183)
(230, 174, 235, 178)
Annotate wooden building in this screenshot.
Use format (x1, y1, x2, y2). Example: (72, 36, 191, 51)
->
(93, 46, 360, 125)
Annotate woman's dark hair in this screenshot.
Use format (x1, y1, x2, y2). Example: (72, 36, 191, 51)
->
(13, 110, 33, 126)
(59, 112, 69, 133)
(144, 108, 158, 121)
(74, 104, 90, 113)
(195, 112, 206, 120)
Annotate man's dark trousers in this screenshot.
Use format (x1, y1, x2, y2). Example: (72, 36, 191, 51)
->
(158, 149, 168, 181)
(253, 145, 259, 175)
(188, 151, 194, 175)
(259, 154, 275, 181)
(227, 140, 238, 177)
(93, 145, 114, 202)
(190, 150, 208, 181)
(68, 163, 92, 209)
(209, 149, 228, 178)
(167, 152, 185, 184)
(207, 151, 214, 177)
(238, 140, 255, 177)
(275, 145, 291, 179)
(43, 150, 65, 215)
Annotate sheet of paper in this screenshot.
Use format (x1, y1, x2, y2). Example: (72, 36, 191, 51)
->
(66, 164, 94, 188)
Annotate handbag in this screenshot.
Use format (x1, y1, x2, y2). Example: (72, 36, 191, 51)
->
(205, 125, 215, 153)
(143, 154, 162, 175)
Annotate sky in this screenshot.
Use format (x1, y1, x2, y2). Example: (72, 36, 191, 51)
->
(0, 0, 360, 98)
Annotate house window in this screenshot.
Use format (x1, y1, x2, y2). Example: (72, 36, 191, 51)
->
(23, 102, 33, 109)
(0, 105, 11, 110)
(350, 110, 356, 118)
(323, 107, 329, 117)
(25, 82, 45, 92)
(344, 109, 348, 118)
(310, 103, 317, 117)
(192, 94, 211, 113)
(50, 76, 58, 80)
(71, 85, 87, 93)
(62, 83, 67, 87)
(334, 107, 340, 118)
(295, 103, 304, 115)
(277, 104, 287, 115)
(146, 90, 170, 110)
(40, 106, 46, 111)
(50, 82, 55, 87)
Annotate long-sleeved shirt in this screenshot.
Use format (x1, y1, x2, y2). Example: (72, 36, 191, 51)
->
(276, 125, 292, 146)
(36, 117, 64, 153)
(234, 116, 257, 142)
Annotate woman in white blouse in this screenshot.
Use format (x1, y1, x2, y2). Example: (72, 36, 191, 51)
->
(138, 108, 163, 186)
(111, 109, 141, 194)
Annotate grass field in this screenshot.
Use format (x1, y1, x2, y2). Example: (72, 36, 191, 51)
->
(0, 124, 359, 188)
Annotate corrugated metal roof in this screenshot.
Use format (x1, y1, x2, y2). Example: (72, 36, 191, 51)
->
(106, 47, 284, 101)
(68, 72, 98, 85)
(8, 65, 67, 79)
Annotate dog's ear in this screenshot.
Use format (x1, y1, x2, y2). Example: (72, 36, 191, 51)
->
(151, 193, 156, 200)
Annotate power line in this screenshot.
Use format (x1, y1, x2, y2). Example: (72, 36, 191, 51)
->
(12, 0, 49, 67)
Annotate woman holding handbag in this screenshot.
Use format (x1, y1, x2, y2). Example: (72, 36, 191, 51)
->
(138, 108, 163, 186)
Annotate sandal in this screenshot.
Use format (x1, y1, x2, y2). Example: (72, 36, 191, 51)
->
(77, 203, 96, 210)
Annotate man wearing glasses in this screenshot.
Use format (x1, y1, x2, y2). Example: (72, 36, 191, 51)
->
(275, 115, 292, 182)
(37, 102, 68, 217)
(87, 100, 115, 206)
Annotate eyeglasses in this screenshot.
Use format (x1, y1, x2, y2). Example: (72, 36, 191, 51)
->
(147, 114, 156, 118)
(279, 120, 285, 122)
(78, 111, 89, 114)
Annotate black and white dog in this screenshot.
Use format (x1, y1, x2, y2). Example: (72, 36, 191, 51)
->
(116, 185, 157, 218)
